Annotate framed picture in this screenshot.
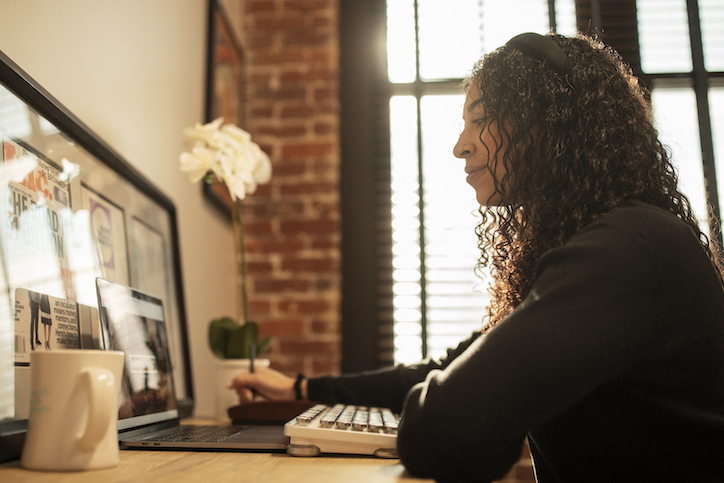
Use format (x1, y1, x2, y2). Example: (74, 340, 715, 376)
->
(81, 184, 130, 285)
(0, 49, 192, 460)
(204, 0, 246, 217)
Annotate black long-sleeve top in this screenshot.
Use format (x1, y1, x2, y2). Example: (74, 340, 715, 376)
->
(308, 202, 724, 482)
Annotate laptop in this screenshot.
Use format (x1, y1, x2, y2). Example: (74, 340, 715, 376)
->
(95, 278, 289, 451)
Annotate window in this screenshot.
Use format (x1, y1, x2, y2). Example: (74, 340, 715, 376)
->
(636, 0, 722, 232)
(386, 0, 577, 363)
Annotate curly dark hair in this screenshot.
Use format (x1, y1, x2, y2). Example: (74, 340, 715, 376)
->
(468, 33, 722, 329)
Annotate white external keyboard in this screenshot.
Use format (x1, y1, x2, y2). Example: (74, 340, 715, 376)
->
(284, 404, 399, 458)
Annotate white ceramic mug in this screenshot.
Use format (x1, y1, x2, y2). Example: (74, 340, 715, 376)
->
(21, 349, 124, 471)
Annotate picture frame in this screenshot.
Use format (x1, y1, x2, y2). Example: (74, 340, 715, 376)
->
(203, 0, 246, 218)
(0, 49, 193, 460)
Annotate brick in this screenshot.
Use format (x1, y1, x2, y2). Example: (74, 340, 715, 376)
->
(280, 106, 316, 119)
(268, 160, 306, 177)
(279, 181, 336, 196)
(268, 358, 306, 375)
(242, 220, 273, 236)
(246, 1, 276, 13)
(255, 279, 311, 293)
(311, 199, 340, 212)
(279, 219, 337, 234)
(311, 320, 337, 334)
(281, 68, 337, 82)
(247, 260, 273, 273)
(254, 17, 304, 32)
(246, 31, 275, 49)
(253, 49, 307, 65)
(250, 200, 306, 217)
(259, 318, 305, 336)
(279, 340, 338, 355)
(281, 258, 337, 273)
(283, 0, 333, 11)
(312, 359, 341, 376)
(309, 50, 332, 63)
(248, 300, 272, 315)
(249, 72, 274, 84)
(257, 143, 275, 156)
(252, 85, 307, 101)
(283, 32, 331, 47)
(256, 125, 307, 137)
(313, 123, 335, 135)
(282, 142, 335, 157)
(255, 239, 306, 254)
(310, 239, 338, 250)
(312, 15, 334, 28)
(314, 279, 335, 291)
(314, 87, 337, 102)
(250, 107, 274, 119)
(278, 299, 331, 314)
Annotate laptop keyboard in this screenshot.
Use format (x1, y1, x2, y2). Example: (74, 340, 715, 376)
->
(143, 425, 248, 443)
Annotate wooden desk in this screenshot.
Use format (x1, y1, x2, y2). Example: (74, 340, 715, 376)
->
(1, 416, 433, 483)
(0, 448, 433, 482)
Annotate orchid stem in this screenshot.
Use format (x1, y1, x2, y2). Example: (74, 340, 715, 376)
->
(233, 200, 250, 325)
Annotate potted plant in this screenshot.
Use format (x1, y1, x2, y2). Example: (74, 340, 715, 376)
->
(208, 317, 272, 419)
(180, 117, 273, 419)
(208, 317, 271, 360)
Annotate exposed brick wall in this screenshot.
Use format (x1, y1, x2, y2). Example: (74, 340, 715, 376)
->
(235, 0, 341, 378)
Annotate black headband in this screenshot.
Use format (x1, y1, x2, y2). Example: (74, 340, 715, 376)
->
(506, 32, 571, 75)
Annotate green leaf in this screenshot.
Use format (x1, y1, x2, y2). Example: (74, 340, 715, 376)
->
(256, 335, 272, 356)
(209, 318, 271, 359)
(208, 317, 238, 358)
(226, 322, 259, 358)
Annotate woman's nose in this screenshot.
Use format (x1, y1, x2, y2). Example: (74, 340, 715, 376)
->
(454, 135, 474, 159)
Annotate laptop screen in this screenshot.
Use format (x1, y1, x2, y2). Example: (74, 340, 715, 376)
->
(96, 278, 178, 430)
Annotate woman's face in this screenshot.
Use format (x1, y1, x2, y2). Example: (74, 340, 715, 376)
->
(453, 86, 507, 206)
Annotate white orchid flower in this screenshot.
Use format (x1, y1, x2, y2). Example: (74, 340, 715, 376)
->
(180, 148, 211, 183)
(227, 173, 250, 202)
(222, 123, 252, 143)
(250, 145, 272, 184)
(179, 118, 272, 200)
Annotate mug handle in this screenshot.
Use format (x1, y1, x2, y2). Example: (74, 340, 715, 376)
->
(76, 367, 116, 450)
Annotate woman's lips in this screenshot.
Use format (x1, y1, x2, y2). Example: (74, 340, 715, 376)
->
(464, 165, 486, 174)
(465, 165, 486, 184)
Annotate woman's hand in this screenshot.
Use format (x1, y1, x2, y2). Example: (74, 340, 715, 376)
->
(228, 366, 303, 404)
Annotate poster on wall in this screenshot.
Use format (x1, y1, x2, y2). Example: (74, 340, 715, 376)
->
(2, 137, 74, 300)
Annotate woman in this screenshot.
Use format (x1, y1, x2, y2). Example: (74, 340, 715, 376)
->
(40, 293, 52, 350)
(231, 33, 724, 482)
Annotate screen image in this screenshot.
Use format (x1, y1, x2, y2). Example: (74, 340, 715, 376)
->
(96, 279, 177, 424)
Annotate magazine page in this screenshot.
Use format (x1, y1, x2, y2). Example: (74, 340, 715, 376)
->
(3, 137, 74, 300)
(14, 288, 79, 364)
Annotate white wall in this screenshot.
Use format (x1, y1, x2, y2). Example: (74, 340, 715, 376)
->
(0, 0, 237, 418)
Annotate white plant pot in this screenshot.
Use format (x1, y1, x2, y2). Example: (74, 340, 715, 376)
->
(214, 358, 270, 421)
